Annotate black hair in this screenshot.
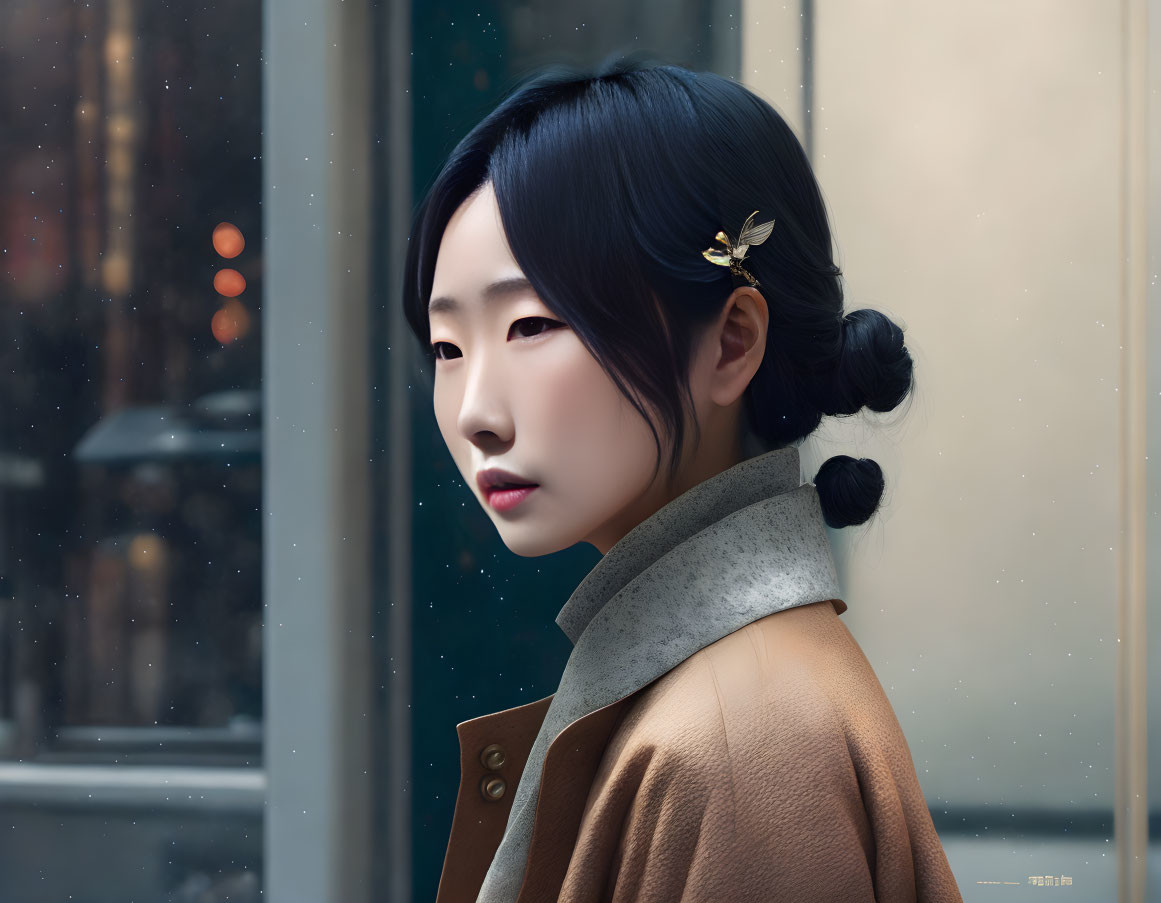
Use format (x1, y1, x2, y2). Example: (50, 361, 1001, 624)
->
(401, 54, 913, 530)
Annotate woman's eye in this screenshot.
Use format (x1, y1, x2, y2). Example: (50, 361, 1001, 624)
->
(430, 341, 458, 361)
(429, 317, 563, 362)
(510, 316, 563, 340)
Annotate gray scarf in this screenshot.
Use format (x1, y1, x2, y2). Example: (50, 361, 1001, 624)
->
(474, 442, 844, 903)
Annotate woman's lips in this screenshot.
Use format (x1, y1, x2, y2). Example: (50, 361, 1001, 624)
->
(485, 484, 538, 512)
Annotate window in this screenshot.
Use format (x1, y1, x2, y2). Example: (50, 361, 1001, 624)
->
(0, 1, 263, 899)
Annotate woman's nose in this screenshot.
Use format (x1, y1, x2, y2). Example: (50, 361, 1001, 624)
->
(456, 354, 515, 445)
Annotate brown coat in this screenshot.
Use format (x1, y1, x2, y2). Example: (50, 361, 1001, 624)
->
(435, 597, 964, 903)
(436, 447, 963, 902)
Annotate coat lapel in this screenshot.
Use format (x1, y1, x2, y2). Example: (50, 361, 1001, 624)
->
(435, 689, 649, 903)
(434, 693, 553, 903)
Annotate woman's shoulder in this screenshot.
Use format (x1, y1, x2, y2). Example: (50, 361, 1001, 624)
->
(605, 598, 898, 769)
(565, 599, 963, 903)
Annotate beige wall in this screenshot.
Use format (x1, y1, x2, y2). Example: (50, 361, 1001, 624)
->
(742, 0, 1153, 866)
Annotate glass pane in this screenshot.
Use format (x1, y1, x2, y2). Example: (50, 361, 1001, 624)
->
(0, 0, 263, 899)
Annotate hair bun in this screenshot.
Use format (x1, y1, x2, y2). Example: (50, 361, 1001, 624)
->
(813, 454, 885, 528)
(818, 308, 912, 417)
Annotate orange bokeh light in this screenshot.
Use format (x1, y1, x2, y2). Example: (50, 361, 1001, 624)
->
(213, 222, 245, 258)
(212, 299, 251, 344)
(213, 268, 246, 297)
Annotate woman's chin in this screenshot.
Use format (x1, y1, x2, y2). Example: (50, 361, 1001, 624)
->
(487, 515, 580, 558)
(496, 530, 570, 558)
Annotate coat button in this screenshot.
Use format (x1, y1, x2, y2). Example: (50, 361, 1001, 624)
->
(480, 776, 507, 801)
(480, 743, 506, 770)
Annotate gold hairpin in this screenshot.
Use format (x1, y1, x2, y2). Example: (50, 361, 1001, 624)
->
(702, 209, 775, 288)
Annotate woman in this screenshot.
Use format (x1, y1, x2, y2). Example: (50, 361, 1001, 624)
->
(403, 56, 963, 903)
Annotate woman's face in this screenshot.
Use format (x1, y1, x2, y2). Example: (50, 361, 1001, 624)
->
(428, 181, 684, 557)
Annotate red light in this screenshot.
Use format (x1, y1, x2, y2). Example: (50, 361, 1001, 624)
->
(212, 299, 251, 344)
(213, 222, 245, 258)
(213, 268, 246, 298)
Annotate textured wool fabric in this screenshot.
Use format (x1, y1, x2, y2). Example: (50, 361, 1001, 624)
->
(546, 595, 964, 902)
(473, 444, 849, 903)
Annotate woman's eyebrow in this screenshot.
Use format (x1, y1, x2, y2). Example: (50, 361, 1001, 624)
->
(428, 276, 534, 316)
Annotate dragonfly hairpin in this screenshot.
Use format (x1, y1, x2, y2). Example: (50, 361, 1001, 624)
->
(701, 209, 775, 288)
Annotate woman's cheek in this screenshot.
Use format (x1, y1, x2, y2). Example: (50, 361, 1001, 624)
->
(532, 339, 617, 448)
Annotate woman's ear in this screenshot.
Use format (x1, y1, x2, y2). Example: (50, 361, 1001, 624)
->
(702, 286, 768, 408)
